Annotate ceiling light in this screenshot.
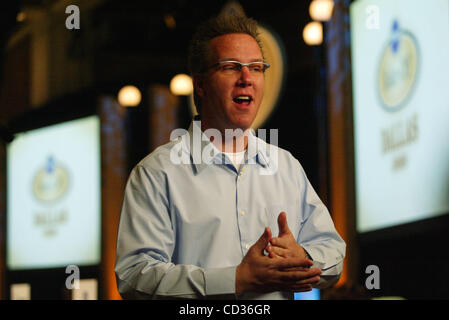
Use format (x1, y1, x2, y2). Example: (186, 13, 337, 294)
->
(117, 85, 142, 107)
(303, 21, 323, 46)
(170, 74, 193, 96)
(309, 0, 334, 22)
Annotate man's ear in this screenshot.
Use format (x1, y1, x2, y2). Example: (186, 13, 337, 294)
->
(193, 74, 205, 98)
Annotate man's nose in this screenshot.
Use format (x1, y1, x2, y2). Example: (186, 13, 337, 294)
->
(237, 66, 253, 87)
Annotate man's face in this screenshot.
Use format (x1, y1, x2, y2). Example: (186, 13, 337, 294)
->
(195, 33, 265, 132)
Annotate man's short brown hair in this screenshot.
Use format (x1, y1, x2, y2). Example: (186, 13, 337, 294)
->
(188, 14, 263, 74)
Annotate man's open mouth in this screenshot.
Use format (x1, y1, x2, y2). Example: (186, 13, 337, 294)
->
(233, 95, 253, 106)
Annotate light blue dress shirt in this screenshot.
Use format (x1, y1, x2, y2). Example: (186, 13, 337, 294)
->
(115, 120, 346, 299)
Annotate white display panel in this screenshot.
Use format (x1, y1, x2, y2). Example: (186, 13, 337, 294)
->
(350, 0, 449, 233)
(7, 115, 101, 269)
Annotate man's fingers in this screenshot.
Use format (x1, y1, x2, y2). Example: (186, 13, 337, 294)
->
(277, 267, 321, 281)
(295, 275, 321, 286)
(274, 257, 315, 269)
(272, 265, 321, 285)
(267, 245, 289, 258)
(290, 275, 320, 291)
(269, 236, 288, 249)
(254, 227, 272, 253)
(265, 245, 278, 258)
(277, 212, 291, 236)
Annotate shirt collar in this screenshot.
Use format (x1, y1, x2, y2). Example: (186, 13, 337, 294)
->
(181, 117, 270, 174)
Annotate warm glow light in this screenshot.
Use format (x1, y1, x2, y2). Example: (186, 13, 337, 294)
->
(117, 85, 141, 107)
(164, 14, 176, 29)
(16, 12, 26, 22)
(309, 0, 335, 21)
(170, 74, 193, 96)
(303, 22, 323, 46)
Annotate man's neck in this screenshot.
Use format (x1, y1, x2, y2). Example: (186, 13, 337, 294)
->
(198, 117, 250, 153)
(220, 134, 248, 153)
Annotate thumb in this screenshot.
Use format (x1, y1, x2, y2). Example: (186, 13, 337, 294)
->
(277, 212, 291, 236)
(253, 227, 272, 252)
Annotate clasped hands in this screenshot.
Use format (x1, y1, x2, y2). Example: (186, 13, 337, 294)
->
(236, 212, 321, 294)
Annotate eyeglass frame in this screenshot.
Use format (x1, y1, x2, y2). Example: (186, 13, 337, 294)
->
(202, 60, 271, 74)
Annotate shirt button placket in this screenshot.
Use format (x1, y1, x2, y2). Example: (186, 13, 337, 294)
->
(237, 166, 244, 181)
(236, 166, 249, 254)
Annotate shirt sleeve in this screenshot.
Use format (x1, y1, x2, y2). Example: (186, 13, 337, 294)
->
(115, 164, 237, 299)
(294, 161, 346, 289)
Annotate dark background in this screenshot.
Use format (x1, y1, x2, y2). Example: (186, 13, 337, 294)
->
(1, 0, 448, 300)
(0, 0, 324, 188)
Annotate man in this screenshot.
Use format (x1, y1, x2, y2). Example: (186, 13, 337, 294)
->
(115, 15, 345, 299)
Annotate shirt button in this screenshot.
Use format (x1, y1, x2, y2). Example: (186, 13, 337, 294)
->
(245, 244, 250, 249)
(240, 210, 245, 216)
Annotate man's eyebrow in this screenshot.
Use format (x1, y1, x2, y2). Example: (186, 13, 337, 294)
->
(219, 58, 264, 62)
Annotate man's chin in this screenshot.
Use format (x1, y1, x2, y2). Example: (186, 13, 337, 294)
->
(229, 122, 253, 132)
(231, 115, 257, 131)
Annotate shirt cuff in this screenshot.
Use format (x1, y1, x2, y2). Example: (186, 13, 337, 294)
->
(204, 266, 237, 296)
(301, 245, 326, 269)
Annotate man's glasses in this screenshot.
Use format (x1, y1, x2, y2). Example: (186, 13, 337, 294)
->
(205, 60, 270, 74)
